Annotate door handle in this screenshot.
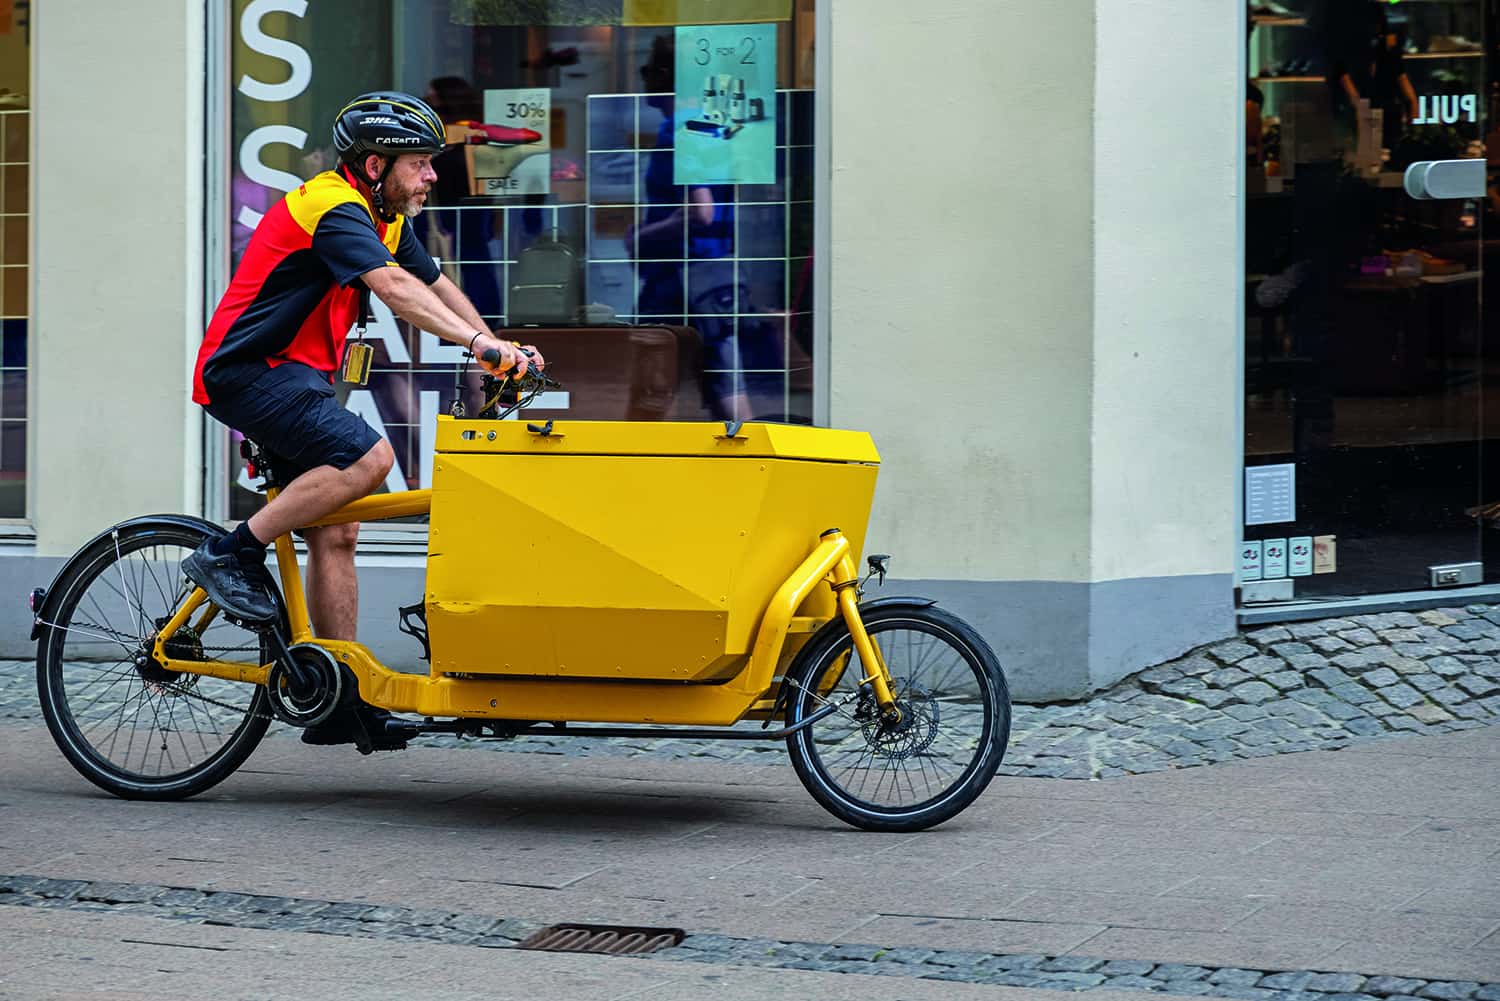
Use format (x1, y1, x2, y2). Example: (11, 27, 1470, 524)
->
(1403, 159, 1485, 200)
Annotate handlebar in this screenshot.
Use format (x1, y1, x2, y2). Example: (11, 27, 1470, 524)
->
(448, 345, 559, 421)
(480, 347, 557, 387)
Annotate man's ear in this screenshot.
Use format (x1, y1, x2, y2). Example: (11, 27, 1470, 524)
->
(362, 153, 384, 185)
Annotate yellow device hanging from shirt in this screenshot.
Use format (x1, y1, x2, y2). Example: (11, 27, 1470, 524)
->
(343, 286, 374, 386)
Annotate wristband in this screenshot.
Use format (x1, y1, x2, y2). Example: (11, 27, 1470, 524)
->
(468, 332, 483, 356)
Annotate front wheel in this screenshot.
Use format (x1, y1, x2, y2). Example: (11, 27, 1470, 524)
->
(35, 519, 282, 800)
(784, 603, 1010, 832)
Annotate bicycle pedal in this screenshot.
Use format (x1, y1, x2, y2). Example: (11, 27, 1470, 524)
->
(379, 718, 422, 739)
(356, 739, 409, 755)
(226, 613, 277, 633)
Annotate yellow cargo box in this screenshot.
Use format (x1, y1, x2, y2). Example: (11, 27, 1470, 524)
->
(426, 418, 880, 682)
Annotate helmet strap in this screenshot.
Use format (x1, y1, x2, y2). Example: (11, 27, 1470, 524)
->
(371, 155, 400, 222)
(352, 155, 399, 223)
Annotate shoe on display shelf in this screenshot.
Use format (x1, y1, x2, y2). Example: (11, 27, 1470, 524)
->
(1251, 1, 1297, 18)
(1426, 35, 1481, 53)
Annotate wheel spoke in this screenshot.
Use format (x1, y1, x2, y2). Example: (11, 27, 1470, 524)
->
(113, 531, 151, 639)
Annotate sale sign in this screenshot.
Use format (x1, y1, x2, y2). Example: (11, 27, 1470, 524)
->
(472, 87, 552, 196)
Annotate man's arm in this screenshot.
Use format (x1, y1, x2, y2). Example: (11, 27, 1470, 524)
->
(361, 266, 523, 373)
(430, 273, 489, 333)
(428, 272, 546, 373)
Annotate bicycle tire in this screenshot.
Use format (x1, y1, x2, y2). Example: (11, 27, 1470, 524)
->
(784, 602, 1010, 832)
(36, 519, 282, 800)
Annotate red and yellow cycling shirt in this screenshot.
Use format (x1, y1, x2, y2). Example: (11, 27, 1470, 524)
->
(193, 166, 440, 404)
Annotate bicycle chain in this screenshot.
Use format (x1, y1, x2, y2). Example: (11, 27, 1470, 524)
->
(153, 676, 275, 723)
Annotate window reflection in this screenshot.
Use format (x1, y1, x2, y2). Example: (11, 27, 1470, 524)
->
(1243, 0, 1492, 596)
(226, 2, 817, 519)
(0, 1, 29, 519)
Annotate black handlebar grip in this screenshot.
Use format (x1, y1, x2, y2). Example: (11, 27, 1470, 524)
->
(480, 347, 502, 368)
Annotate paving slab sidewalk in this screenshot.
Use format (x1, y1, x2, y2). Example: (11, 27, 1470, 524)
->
(2, 722, 1498, 993)
(4, 906, 1189, 1001)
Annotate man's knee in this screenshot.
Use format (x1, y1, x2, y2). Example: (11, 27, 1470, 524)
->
(306, 522, 360, 555)
(353, 439, 395, 492)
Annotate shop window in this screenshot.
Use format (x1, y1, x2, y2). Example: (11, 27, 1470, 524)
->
(1243, 0, 1491, 599)
(223, 1, 817, 521)
(0, 1, 29, 520)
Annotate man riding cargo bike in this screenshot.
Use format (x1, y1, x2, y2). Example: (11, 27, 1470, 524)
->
(188, 92, 544, 748)
(30, 91, 1012, 832)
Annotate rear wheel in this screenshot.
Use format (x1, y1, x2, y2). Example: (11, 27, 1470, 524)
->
(35, 520, 281, 799)
(784, 603, 1010, 832)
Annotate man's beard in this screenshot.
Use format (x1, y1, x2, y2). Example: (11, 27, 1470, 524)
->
(384, 178, 428, 217)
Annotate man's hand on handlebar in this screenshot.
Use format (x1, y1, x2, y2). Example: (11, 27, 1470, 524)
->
(517, 343, 546, 373)
(472, 334, 546, 377)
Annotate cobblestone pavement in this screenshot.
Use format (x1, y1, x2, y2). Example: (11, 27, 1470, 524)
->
(3, 875, 1497, 998)
(6, 604, 1500, 779)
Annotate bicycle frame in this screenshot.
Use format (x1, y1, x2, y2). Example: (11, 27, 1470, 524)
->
(149, 492, 897, 728)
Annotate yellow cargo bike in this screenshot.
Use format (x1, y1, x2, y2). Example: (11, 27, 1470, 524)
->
(31, 366, 1011, 831)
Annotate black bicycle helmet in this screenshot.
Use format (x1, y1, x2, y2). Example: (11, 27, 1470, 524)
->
(333, 91, 446, 219)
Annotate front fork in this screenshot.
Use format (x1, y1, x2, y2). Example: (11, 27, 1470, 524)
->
(826, 534, 899, 713)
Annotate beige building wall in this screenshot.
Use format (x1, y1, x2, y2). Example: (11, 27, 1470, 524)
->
(32, 1, 206, 556)
(828, 0, 1239, 697)
(827, 0, 1099, 584)
(1090, 0, 1241, 584)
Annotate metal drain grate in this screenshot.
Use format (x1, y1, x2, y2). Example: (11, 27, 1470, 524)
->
(517, 923, 684, 956)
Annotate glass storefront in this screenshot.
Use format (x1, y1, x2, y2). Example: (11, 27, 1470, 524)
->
(224, 0, 817, 520)
(1244, 0, 1494, 597)
(0, 1, 29, 519)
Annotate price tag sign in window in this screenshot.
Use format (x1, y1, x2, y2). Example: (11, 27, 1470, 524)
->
(673, 23, 777, 185)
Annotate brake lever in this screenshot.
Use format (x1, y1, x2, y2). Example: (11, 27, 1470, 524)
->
(479, 348, 560, 389)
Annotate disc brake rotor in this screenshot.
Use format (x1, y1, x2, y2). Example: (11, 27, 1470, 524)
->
(859, 680, 940, 760)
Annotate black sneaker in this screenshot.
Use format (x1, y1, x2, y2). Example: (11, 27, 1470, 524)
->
(182, 541, 277, 624)
(299, 709, 363, 746)
(302, 705, 419, 753)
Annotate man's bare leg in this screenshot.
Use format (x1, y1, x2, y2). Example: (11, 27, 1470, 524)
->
(184, 441, 393, 627)
(304, 522, 361, 640)
(245, 440, 391, 641)
(246, 439, 394, 543)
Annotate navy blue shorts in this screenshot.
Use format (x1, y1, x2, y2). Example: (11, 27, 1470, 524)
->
(204, 362, 381, 484)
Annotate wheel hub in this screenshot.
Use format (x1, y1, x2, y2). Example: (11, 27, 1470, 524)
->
(859, 681, 940, 760)
(138, 616, 201, 685)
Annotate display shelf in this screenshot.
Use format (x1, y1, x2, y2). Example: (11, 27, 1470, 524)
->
(1253, 16, 1307, 26)
(1405, 50, 1483, 60)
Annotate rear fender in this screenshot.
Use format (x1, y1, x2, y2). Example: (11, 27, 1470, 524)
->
(30, 515, 225, 641)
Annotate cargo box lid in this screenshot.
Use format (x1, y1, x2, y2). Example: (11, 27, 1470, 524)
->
(434, 417, 881, 464)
